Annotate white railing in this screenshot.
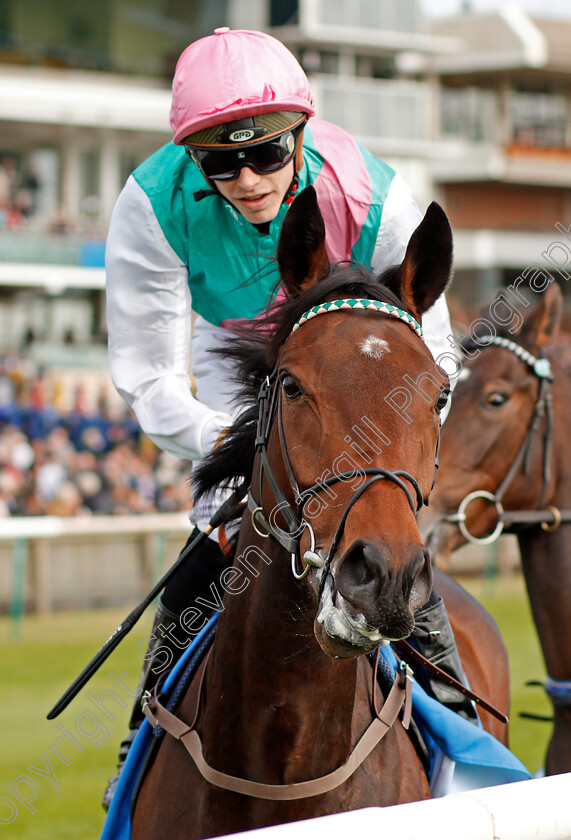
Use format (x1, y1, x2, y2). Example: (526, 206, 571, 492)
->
(0, 513, 518, 616)
(0, 513, 191, 614)
(219, 773, 571, 840)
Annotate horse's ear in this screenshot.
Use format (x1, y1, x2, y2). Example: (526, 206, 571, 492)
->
(520, 281, 562, 348)
(390, 202, 453, 320)
(277, 185, 330, 296)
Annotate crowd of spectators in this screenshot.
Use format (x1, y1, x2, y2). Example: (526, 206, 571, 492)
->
(0, 154, 193, 518)
(0, 353, 192, 518)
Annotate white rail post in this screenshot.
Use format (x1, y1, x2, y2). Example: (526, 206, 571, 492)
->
(217, 774, 571, 840)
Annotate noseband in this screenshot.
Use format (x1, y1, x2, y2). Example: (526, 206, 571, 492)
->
(247, 298, 438, 587)
(445, 334, 571, 544)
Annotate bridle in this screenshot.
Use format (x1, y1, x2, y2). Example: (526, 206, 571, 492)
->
(246, 298, 440, 589)
(445, 335, 571, 544)
(444, 335, 571, 710)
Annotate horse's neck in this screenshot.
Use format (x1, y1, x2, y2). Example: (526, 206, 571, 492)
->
(200, 526, 361, 779)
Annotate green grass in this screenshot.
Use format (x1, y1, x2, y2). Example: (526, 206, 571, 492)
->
(0, 574, 551, 838)
(461, 573, 551, 774)
(0, 608, 150, 839)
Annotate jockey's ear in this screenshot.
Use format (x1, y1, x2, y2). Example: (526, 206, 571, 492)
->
(520, 280, 562, 349)
(389, 202, 453, 322)
(277, 185, 330, 296)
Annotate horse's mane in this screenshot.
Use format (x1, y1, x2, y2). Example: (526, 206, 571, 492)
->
(193, 261, 405, 503)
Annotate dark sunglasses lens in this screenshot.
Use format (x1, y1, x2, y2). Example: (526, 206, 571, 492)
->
(197, 149, 241, 180)
(249, 142, 292, 172)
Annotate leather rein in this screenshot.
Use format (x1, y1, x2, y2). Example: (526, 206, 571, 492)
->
(143, 650, 414, 801)
(445, 335, 571, 544)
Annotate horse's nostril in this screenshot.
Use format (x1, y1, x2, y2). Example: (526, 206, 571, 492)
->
(336, 541, 432, 616)
(405, 549, 430, 595)
(336, 541, 386, 600)
(358, 560, 375, 587)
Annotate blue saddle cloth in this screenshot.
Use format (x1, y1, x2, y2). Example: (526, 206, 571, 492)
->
(100, 618, 530, 840)
(100, 617, 218, 840)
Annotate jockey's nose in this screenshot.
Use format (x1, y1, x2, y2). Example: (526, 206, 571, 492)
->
(235, 165, 261, 189)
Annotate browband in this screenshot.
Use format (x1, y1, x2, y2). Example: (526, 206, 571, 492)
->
(291, 298, 423, 339)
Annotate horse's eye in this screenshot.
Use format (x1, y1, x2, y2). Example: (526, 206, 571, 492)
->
(436, 388, 450, 413)
(484, 391, 509, 408)
(280, 374, 304, 400)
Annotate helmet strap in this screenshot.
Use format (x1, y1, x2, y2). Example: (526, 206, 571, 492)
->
(284, 128, 305, 205)
(284, 173, 299, 206)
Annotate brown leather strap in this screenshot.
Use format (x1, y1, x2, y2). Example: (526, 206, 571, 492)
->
(397, 640, 508, 724)
(142, 666, 410, 800)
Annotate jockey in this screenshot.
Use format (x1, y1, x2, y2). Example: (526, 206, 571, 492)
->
(103, 27, 466, 808)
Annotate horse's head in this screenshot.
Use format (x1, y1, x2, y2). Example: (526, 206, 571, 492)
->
(420, 282, 563, 568)
(262, 186, 452, 658)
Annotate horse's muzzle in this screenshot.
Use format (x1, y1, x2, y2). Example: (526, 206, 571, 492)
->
(333, 539, 432, 641)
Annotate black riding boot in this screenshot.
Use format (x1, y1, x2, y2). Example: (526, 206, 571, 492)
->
(101, 530, 230, 811)
(407, 595, 479, 723)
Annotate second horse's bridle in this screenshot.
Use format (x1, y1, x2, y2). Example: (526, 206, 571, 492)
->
(445, 334, 571, 544)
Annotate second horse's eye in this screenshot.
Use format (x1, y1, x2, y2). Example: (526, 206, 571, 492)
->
(484, 391, 509, 408)
(436, 388, 450, 413)
(280, 374, 304, 400)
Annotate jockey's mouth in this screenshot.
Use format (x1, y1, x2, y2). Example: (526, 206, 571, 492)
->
(237, 193, 271, 208)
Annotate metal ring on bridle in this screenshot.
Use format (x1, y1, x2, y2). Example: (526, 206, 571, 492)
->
(448, 490, 505, 545)
(251, 507, 271, 539)
(291, 521, 322, 580)
(541, 505, 562, 532)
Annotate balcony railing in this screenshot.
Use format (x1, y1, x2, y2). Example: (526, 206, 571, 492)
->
(440, 87, 499, 144)
(314, 0, 421, 33)
(440, 87, 570, 152)
(311, 75, 428, 143)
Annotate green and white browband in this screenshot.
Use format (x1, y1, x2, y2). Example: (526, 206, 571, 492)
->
(291, 299, 423, 339)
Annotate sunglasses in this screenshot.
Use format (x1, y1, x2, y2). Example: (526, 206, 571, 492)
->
(186, 125, 303, 182)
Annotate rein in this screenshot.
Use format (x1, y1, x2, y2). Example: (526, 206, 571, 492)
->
(142, 655, 414, 801)
(445, 335, 571, 545)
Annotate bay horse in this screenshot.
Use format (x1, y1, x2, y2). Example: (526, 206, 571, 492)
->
(420, 282, 571, 775)
(131, 187, 510, 838)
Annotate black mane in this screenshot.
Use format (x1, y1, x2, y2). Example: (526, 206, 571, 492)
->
(193, 261, 406, 503)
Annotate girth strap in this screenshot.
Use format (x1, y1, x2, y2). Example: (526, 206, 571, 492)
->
(142, 663, 411, 801)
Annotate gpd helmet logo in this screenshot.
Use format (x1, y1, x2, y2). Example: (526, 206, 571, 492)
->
(229, 129, 255, 143)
